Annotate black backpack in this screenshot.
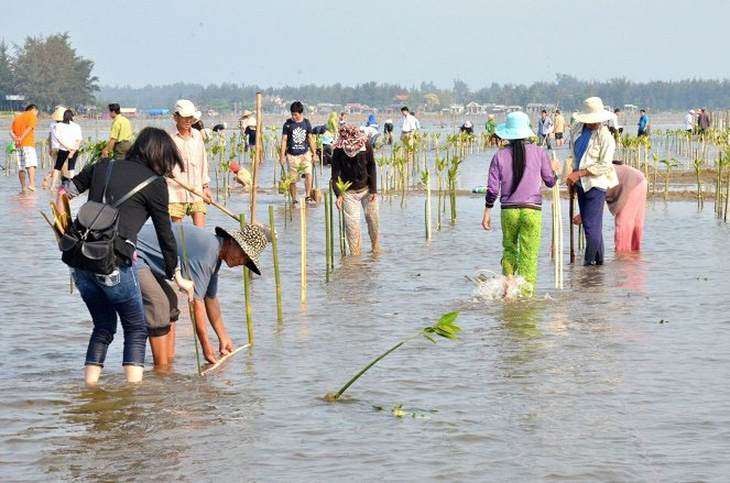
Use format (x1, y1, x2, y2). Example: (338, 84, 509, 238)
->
(59, 160, 158, 274)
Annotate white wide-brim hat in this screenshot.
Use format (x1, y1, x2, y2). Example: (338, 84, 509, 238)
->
(574, 97, 613, 123)
(174, 99, 201, 120)
(495, 111, 535, 140)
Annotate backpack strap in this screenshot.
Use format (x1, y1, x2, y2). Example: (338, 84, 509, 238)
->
(112, 175, 160, 208)
(101, 160, 116, 204)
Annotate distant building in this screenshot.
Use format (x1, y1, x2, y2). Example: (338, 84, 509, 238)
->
(526, 102, 556, 114)
(465, 101, 488, 115)
(449, 104, 465, 114)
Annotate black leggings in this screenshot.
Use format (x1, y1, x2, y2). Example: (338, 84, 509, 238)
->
(54, 150, 79, 171)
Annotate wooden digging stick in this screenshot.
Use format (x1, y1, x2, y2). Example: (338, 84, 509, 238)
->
(171, 177, 240, 222)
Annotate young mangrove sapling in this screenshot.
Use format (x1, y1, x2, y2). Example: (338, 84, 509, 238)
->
(326, 311, 461, 401)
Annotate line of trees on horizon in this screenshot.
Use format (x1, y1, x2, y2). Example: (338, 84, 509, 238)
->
(99, 75, 730, 114)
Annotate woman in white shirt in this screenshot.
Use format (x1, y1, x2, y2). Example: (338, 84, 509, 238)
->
(51, 109, 83, 189)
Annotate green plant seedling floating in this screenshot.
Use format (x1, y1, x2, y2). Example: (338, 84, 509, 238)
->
(325, 311, 461, 402)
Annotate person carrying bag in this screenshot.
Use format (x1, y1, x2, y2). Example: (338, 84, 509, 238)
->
(56, 127, 193, 385)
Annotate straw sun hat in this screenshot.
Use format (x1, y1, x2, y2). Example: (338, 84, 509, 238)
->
(495, 111, 534, 140)
(215, 224, 267, 275)
(574, 97, 613, 124)
(51, 106, 67, 122)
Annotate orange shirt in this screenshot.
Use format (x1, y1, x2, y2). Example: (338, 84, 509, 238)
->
(11, 111, 37, 147)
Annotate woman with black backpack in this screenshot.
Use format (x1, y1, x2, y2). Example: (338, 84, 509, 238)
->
(58, 127, 194, 385)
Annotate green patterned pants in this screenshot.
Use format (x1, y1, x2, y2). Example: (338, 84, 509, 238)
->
(500, 208, 542, 295)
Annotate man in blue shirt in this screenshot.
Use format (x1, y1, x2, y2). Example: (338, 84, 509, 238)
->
(537, 110, 554, 149)
(637, 109, 649, 137)
(136, 223, 267, 367)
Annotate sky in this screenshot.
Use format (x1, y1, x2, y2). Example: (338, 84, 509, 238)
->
(3, 0, 730, 89)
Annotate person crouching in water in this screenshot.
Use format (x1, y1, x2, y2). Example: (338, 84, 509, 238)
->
(606, 161, 647, 251)
(481, 112, 560, 296)
(332, 124, 379, 255)
(564, 97, 618, 265)
(229, 162, 252, 191)
(136, 223, 267, 366)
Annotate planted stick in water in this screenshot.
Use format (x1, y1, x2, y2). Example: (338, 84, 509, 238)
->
(300, 198, 307, 305)
(324, 190, 331, 282)
(240, 214, 254, 345)
(180, 225, 203, 376)
(269, 205, 283, 323)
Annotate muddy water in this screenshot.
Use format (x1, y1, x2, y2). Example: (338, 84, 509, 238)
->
(2, 137, 730, 481)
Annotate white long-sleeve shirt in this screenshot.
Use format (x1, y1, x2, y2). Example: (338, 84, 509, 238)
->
(401, 114, 418, 133)
(51, 121, 83, 151)
(571, 123, 618, 192)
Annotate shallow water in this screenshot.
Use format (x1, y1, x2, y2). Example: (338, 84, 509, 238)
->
(1, 147, 730, 481)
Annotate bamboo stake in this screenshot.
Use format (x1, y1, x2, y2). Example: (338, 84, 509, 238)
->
(172, 177, 240, 222)
(269, 205, 283, 323)
(240, 214, 254, 345)
(425, 169, 432, 241)
(329, 185, 335, 268)
(569, 185, 575, 264)
(180, 225, 203, 376)
(300, 198, 307, 305)
(325, 190, 331, 282)
(251, 92, 263, 224)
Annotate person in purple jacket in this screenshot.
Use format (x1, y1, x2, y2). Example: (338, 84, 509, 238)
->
(482, 111, 560, 296)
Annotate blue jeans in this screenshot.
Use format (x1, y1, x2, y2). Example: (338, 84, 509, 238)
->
(73, 263, 147, 367)
(577, 185, 606, 266)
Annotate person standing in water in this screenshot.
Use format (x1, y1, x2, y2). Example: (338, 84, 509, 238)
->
(383, 119, 394, 145)
(60, 127, 194, 385)
(101, 103, 133, 160)
(565, 97, 618, 266)
(280, 101, 316, 203)
(9, 104, 39, 193)
(168, 99, 212, 228)
(482, 111, 560, 296)
(332, 124, 379, 255)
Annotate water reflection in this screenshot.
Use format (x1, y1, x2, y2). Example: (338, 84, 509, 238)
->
(496, 300, 547, 377)
(51, 374, 248, 481)
(615, 251, 647, 293)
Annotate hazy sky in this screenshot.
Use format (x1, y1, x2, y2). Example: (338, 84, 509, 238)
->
(3, 0, 729, 89)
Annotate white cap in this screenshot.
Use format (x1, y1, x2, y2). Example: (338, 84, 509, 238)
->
(174, 99, 201, 119)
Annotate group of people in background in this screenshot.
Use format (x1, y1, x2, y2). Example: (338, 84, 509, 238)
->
(685, 108, 711, 134)
(482, 96, 647, 296)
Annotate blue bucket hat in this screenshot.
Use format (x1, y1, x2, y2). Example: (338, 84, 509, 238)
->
(367, 113, 377, 126)
(495, 112, 534, 140)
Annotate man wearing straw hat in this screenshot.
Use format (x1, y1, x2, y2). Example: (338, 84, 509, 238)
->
(136, 223, 267, 366)
(168, 99, 212, 228)
(565, 97, 618, 266)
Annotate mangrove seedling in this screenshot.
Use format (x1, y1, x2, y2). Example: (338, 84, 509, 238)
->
(692, 159, 704, 208)
(334, 177, 353, 255)
(325, 311, 461, 401)
(660, 157, 679, 200)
